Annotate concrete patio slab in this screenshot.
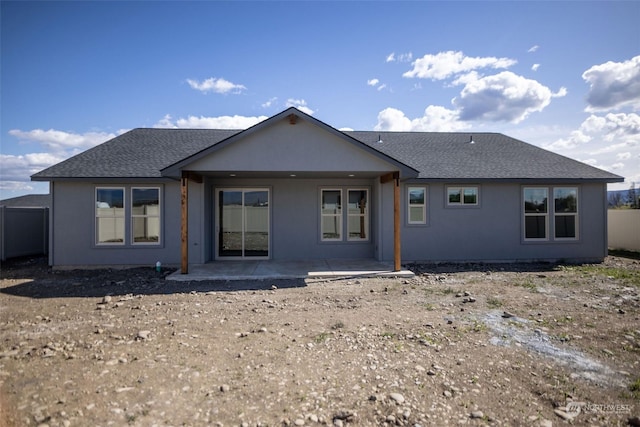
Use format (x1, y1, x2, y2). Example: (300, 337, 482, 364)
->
(166, 259, 414, 281)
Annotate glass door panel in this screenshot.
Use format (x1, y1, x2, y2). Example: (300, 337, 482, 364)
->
(219, 190, 243, 257)
(218, 189, 269, 258)
(244, 190, 269, 257)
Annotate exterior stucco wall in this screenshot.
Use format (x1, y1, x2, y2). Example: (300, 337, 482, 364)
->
(188, 120, 395, 174)
(206, 177, 376, 260)
(49, 180, 609, 267)
(396, 182, 608, 263)
(50, 181, 183, 267)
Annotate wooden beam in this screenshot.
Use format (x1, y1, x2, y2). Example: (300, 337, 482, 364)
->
(393, 172, 401, 272)
(380, 172, 396, 184)
(185, 172, 203, 183)
(180, 173, 189, 274)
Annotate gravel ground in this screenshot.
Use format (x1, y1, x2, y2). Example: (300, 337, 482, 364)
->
(1, 256, 639, 427)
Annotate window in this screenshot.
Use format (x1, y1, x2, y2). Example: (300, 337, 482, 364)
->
(96, 188, 125, 244)
(132, 188, 161, 244)
(523, 187, 578, 241)
(447, 186, 478, 205)
(321, 189, 342, 241)
(524, 188, 548, 240)
(347, 189, 368, 241)
(554, 187, 578, 239)
(320, 187, 370, 242)
(408, 186, 427, 224)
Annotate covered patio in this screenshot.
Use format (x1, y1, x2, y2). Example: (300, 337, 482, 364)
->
(166, 258, 414, 281)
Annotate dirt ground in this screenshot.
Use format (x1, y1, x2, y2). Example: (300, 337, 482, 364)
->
(0, 256, 639, 427)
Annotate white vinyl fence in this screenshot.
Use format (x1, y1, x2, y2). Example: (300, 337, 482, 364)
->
(608, 209, 640, 252)
(0, 207, 49, 261)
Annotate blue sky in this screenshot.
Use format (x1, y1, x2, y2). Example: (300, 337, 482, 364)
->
(1, 1, 639, 198)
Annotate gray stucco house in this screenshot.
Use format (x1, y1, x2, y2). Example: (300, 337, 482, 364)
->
(32, 107, 623, 271)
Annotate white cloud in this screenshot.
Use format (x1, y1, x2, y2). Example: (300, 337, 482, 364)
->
(154, 114, 268, 129)
(400, 53, 413, 62)
(374, 106, 469, 132)
(544, 112, 640, 190)
(528, 45, 539, 53)
(285, 99, 314, 115)
(186, 77, 247, 94)
(386, 52, 412, 63)
(531, 64, 540, 72)
(367, 78, 380, 86)
(8, 129, 117, 152)
(452, 71, 566, 123)
(261, 97, 278, 108)
(545, 113, 640, 151)
(377, 84, 387, 91)
(403, 50, 517, 80)
(0, 152, 67, 182)
(583, 55, 640, 112)
(2, 129, 121, 188)
(0, 181, 35, 192)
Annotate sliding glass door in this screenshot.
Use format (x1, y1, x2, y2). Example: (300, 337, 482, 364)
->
(217, 188, 269, 258)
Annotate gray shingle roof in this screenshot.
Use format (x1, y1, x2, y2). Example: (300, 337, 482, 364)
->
(32, 113, 622, 183)
(347, 131, 623, 181)
(0, 194, 51, 208)
(32, 128, 240, 179)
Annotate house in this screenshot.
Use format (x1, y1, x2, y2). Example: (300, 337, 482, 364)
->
(32, 107, 623, 271)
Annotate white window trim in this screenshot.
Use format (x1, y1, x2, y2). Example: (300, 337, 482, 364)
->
(95, 187, 125, 246)
(446, 186, 479, 206)
(407, 186, 427, 225)
(131, 187, 162, 246)
(523, 186, 580, 242)
(553, 187, 579, 241)
(347, 188, 370, 241)
(321, 188, 343, 241)
(523, 187, 549, 241)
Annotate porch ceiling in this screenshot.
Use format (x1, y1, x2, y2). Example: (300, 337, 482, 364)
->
(188, 170, 395, 179)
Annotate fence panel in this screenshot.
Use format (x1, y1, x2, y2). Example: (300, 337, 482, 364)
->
(608, 209, 640, 252)
(0, 207, 49, 261)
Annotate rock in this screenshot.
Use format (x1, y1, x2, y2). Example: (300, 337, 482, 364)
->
(502, 311, 515, 318)
(137, 330, 151, 340)
(553, 409, 576, 421)
(470, 410, 484, 419)
(389, 392, 405, 404)
(294, 419, 305, 426)
(102, 295, 112, 304)
(538, 419, 553, 427)
(220, 384, 230, 392)
(443, 390, 452, 398)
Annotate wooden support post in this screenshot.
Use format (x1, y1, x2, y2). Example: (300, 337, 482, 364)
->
(380, 172, 401, 272)
(393, 172, 401, 272)
(181, 173, 188, 274)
